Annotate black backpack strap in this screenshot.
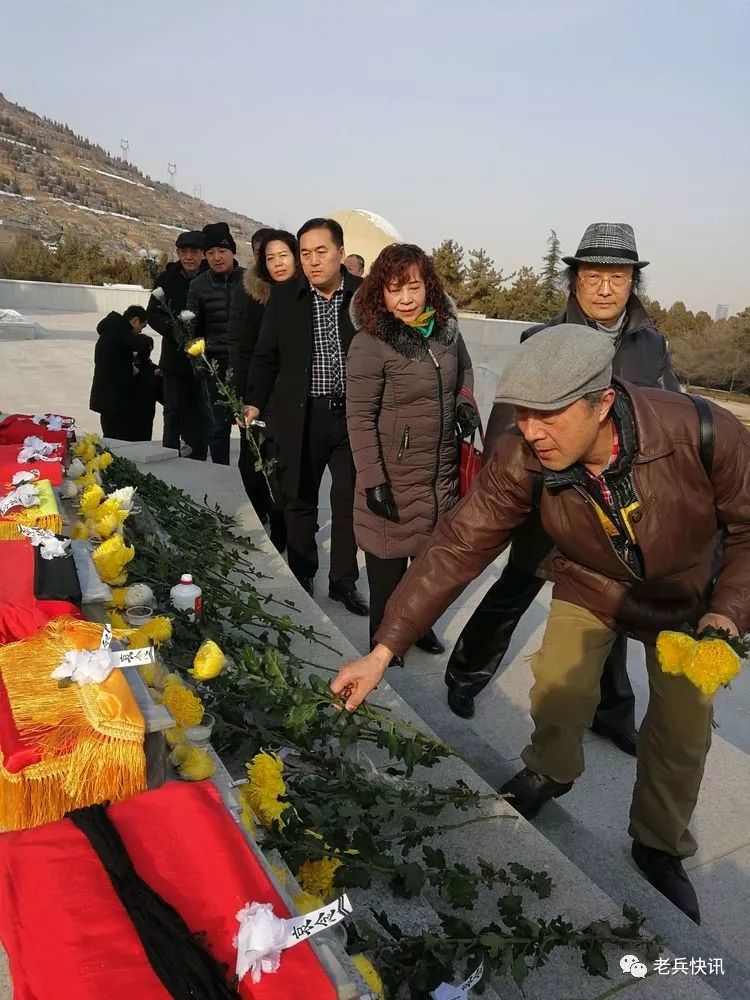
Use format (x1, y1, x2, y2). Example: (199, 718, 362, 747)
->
(530, 470, 543, 508)
(688, 394, 715, 478)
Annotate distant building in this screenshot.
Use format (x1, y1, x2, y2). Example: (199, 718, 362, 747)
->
(715, 304, 729, 321)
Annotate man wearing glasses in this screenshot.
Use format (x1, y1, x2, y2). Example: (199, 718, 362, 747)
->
(445, 224, 680, 754)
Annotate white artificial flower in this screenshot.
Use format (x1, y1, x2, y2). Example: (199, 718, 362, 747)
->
(179, 309, 195, 322)
(234, 902, 287, 983)
(18, 436, 57, 463)
(51, 648, 114, 685)
(151, 287, 165, 301)
(0, 484, 40, 514)
(61, 479, 79, 499)
(124, 582, 155, 608)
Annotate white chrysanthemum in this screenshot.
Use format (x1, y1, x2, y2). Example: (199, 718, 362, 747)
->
(108, 486, 136, 511)
(66, 458, 85, 480)
(124, 583, 156, 608)
(151, 286, 165, 301)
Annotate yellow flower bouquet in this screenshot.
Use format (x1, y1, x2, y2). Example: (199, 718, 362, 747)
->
(656, 626, 747, 695)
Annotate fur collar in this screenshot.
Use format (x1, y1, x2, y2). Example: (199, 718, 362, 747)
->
(349, 292, 459, 360)
(243, 264, 270, 304)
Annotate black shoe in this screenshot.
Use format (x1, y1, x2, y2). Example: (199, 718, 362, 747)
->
(631, 841, 701, 924)
(591, 719, 638, 757)
(415, 628, 445, 655)
(500, 767, 573, 819)
(447, 686, 475, 719)
(329, 586, 369, 617)
(298, 577, 314, 597)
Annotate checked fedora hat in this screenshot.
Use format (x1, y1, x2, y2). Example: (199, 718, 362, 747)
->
(563, 223, 649, 269)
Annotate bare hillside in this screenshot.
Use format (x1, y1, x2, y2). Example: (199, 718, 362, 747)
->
(0, 93, 266, 261)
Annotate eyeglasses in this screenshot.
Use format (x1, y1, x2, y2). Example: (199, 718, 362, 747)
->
(578, 272, 633, 292)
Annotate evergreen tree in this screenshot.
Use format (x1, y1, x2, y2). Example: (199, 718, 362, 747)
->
(459, 247, 504, 314)
(492, 266, 548, 321)
(540, 229, 563, 315)
(431, 239, 466, 300)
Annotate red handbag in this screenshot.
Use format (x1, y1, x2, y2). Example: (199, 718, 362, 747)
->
(457, 387, 484, 497)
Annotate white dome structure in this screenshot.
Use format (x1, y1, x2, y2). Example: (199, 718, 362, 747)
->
(328, 209, 403, 273)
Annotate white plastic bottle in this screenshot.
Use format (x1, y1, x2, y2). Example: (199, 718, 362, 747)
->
(170, 574, 202, 621)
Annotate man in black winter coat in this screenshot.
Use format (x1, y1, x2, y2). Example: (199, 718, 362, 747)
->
(244, 218, 368, 616)
(146, 230, 208, 457)
(89, 305, 154, 439)
(185, 222, 245, 465)
(445, 224, 681, 755)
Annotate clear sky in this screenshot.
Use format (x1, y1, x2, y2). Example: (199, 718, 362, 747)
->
(2, 0, 748, 313)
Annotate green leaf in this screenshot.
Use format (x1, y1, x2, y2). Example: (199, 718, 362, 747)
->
(392, 861, 426, 897)
(511, 952, 528, 987)
(423, 845, 447, 870)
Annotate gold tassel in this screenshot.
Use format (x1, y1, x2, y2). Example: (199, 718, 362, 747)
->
(0, 617, 146, 830)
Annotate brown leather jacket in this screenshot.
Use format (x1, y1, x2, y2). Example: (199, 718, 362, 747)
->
(374, 383, 750, 654)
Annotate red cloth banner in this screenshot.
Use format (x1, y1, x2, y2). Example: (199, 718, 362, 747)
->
(0, 781, 339, 1000)
(0, 444, 63, 487)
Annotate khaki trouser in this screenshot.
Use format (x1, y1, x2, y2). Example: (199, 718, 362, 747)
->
(521, 600, 714, 857)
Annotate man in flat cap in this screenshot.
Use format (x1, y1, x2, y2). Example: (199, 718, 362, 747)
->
(146, 230, 207, 457)
(332, 324, 750, 924)
(444, 223, 680, 757)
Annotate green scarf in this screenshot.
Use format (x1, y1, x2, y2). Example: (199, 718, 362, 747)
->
(405, 307, 436, 339)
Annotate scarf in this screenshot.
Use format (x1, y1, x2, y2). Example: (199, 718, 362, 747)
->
(405, 307, 436, 338)
(595, 310, 628, 344)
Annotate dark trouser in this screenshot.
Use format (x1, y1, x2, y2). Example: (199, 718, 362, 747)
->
(445, 558, 636, 733)
(238, 429, 287, 552)
(284, 399, 359, 590)
(162, 372, 210, 460)
(204, 358, 233, 466)
(100, 411, 136, 441)
(365, 552, 409, 645)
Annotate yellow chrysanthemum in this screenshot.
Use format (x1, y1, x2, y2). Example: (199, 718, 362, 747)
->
(108, 587, 129, 609)
(683, 638, 741, 695)
(92, 534, 135, 585)
(98, 450, 114, 470)
(189, 639, 226, 680)
(164, 725, 186, 747)
(70, 522, 89, 541)
(352, 955, 384, 998)
(246, 751, 285, 798)
(296, 857, 342, 900)
(656, 631, 697, 676)
(79, 484, 105, 516)
(162, 671, 184, 690)
(238, 797, 256, 839)
(83, 432, 101, 447)
(129, 616, 173, 648)
(250, 791, 289, 829)
(108, 609, 128, 630)
(73, 441, 96, 463)
(170, 743, 190, 766)
(293, 890, 324, 914)
(186, 338, 206, 357)
(178, 747, 215, 781)
(138, 662, 167, 689)
(163, 683, 204, 727)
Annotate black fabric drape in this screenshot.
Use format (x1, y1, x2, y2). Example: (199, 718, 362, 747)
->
(67, 803, 240, 1000)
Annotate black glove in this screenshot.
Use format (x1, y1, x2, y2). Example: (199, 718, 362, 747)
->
(366, 483, 400, 523)
(456, 401, 480, 438)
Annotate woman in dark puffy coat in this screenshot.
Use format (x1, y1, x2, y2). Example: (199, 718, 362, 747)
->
(228, 229, 298, 550)
(346, 243, 477, 655)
